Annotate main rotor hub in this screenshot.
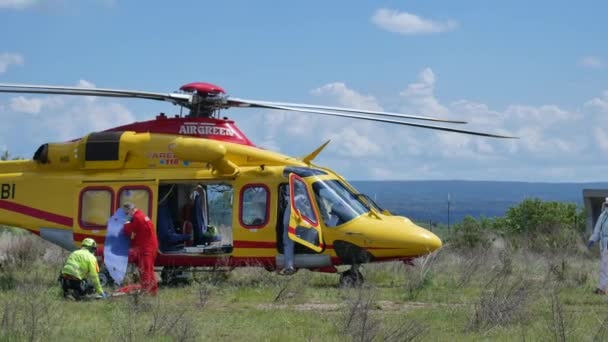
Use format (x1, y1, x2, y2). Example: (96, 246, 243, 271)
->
(179, 82, 226, 96)
(179, 82, 227, 118)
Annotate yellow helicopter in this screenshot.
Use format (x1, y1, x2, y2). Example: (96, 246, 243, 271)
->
(0, 82, 514, 286)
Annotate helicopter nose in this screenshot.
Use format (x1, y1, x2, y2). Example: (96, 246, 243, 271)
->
(398, 223, 442, 256)
(373, 218, 443, 257)
(415, 230, 442, 254)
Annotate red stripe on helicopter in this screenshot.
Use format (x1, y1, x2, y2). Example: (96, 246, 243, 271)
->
(0, 200, 73, 227)
(71, 235, 290, 249)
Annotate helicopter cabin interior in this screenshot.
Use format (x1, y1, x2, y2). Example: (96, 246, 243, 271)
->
(79, 181, 242, 255)
(156, 182, 234, 254)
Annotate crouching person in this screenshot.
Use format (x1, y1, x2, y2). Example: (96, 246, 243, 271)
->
(59, 238, 107, 300)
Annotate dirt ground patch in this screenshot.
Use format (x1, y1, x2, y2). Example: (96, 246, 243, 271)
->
(256, 301, 468, 312)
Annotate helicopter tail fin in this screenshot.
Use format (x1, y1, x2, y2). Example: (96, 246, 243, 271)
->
(301, 140, 330, 164)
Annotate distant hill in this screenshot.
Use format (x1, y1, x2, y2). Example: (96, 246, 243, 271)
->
(350, 180, 608, 225)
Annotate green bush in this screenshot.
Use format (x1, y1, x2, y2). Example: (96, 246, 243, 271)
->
(447, 216, 495, 250)
(495, 198, 585, 234)
(495, 199, 586, 253)
(445, 199, 586, 254)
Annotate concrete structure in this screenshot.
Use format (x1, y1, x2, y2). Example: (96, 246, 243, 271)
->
(583, 189, 608, 234)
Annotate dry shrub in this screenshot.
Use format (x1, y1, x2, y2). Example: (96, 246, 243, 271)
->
(593, 311, 608, 341)
(0, 232, 49, 268)
(543, 287, 572, 342)
(337, 288, 381, 342)
(383, 317, 427, 342)
(467, 257, 533, 332)
(190, 257, 247, 286)
(110, 299, 148, 342)
(273, 275, 306, 303)
(404, 251, 439, 300)
(338, 287, 427, 342)
(0, 232, 65, 290)
(449, 246, 495, 288)
(197, 282, 213, 309)
(111, 296, 197, 342)
(0, 282, 59, 341)
(545, 256, 589, 288)
(146, 301, 196, 342)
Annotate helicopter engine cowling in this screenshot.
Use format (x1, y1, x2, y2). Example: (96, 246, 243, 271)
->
(32, 142, 80, 169)
(169, 137, 226, 161)
(169, 137, 238, 175)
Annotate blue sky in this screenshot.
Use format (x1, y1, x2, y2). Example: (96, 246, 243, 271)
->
(0, 0, 607, 182)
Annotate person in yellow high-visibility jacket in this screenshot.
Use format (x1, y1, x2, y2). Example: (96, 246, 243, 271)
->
(58, 238, 107, 300)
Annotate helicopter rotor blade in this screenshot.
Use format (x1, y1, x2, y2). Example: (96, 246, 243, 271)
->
(0, 83, 515, 138)
(227, 99, 517, 139)
(0, 83, 192, 105)
(228, 98, 466, 124)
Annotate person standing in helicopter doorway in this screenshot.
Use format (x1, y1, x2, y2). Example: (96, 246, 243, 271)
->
(588, 197, 608, 294)
(280, 186, 295, 275)
(123, 202, 159, 295)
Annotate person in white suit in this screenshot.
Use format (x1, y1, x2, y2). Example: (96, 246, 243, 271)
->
(588, 197, 608, 294)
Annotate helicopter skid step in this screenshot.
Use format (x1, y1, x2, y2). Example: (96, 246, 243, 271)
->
(183, 244, 233, 254)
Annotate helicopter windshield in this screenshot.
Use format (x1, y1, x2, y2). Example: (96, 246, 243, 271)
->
(356, 193, 384, 212)
(312, 180, 369, 227)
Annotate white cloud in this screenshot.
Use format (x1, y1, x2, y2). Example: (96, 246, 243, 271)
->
(400, 68, 449, 116)
(0, 79, 136, 153)
(371, 9, 458, 35)
(327, 126, 381, 158)
(586, 91, 608, 112)
(371, 167, 395, 179)
(77, 79, 96, 88)
(0, 0, 38, 9)
(298, 67, 608, 181)
(580, 56, 604, 69)
(311, 83, 383, 111)
(228, 77, 608, 181)
(0, 0, 117, 10)
(0, 53, 24, 73)
(503, 104, 580, 125)
(594, 128, 608, 152)
(10, 96, 46, 114)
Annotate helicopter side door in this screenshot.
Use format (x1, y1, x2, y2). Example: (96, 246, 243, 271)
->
(288, 173, 323, 252)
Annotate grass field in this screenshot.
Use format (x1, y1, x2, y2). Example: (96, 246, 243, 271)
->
(1, 231, 608, 341)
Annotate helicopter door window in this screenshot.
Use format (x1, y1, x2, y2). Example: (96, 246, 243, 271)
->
(240, 184, 269, 229)
(79, 187, 114, 229)
(291, 177, 318, 225)
(118, 187, 152, 217)
(205, 184, 233, 246)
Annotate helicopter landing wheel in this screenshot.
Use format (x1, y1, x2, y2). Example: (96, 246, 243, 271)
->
(98, 266, 115, 288)
(339, 267, 364, 288)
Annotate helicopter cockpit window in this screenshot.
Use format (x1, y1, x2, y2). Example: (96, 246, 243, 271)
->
(118, 187, 151, 216)
(80, 187, 114, 229)
(283, 167, 327, 178)
(240, 184, 269, 228)
(312, 180, 369, 227)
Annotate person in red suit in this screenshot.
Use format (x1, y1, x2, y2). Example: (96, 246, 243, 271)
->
(123, 202, 159, 295)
